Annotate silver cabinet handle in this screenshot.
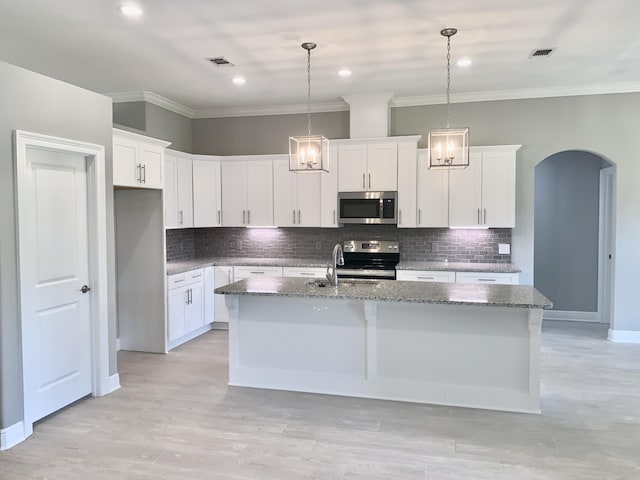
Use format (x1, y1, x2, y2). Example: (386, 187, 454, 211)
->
(418, 209, 422, 225)
(227, 271, 231, 283)
(333, 209, 336, 225)
(399, 209, 402, 225)
(417, 276, 435, 280)
(179, 210, 183, 225)
(248, 210, 251, 224)
(293, 209, 296, 224)
(250, 271, 265, 274)
(173, 278, 185, 283)
(298, 209, 301, 224)
(483, 208, 487, 225)
(217, 210, 221, 225)
(362, 173, 365, 189)
(368, 173, 371, 189)
(242, 210, 246, 224)
(478, 278, 497, 282)
(142, 164, 146, 183)
(299, 272, 315, 276)
(136, 164, 141, 182)
(477, 208, 481, 224)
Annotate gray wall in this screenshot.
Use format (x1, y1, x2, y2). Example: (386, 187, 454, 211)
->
(0, 61, 117, 429)
(192, 111, 349, 155)
(113, 102, 193, 153)
(534, 151, 602, 311)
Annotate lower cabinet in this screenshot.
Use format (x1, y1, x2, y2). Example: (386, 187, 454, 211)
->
(213, 266, 234, 327)
(397, 270, 519, 285)
(167, 267, 214, 349)
(396, 270, 456, 283)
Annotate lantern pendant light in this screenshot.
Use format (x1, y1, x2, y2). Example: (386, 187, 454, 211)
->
(428, 28, 469, 169)
(289, 42, 329, 172)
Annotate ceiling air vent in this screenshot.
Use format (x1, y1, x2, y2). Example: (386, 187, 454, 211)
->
(528, 48, 555, 58)
(206, 56, 235, 67)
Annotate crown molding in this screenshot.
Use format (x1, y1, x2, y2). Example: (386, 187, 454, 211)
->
(107, 91, 196, 119)
(107, 82, 640, 120)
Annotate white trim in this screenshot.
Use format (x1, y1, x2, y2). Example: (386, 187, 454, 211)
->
(107, 82, 640, 120)
(107, 374, 121, 394)
(543, 310, 599, 322)
(608, 329, 640, 344)
(328, 135, 423, 145)
(598, 167, 615, 325)
(112, 127, 171, 148)
(0, 422, 27, 451)
(14, 130, 112, 437)
(116, 337, 121, 351)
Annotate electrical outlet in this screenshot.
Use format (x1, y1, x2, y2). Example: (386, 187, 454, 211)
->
(315, 241, 322, 251)
(498, 243, 511, 255)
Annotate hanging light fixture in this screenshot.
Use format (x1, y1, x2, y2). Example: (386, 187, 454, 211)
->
(428, 28, 469, 169)
(289, 42, 329, 172)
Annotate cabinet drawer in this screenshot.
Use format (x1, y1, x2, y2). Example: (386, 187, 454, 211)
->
(168, 268, 205, 289)
(455, 272, 519, 285)
(233, 265, 283, 280)
(283, 267, 327, 278)
(396, 270, 456, 283)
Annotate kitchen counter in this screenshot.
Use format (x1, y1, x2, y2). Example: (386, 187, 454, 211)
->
(396, 261, 521, 273)
(215, 276, 551, 309)
(167, 257, 329, 275)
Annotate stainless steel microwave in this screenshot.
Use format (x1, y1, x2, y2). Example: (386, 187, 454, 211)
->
(338, 191, 397, 224)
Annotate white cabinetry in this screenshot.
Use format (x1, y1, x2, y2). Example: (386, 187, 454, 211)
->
(113, 129, 169, 189)
(449, 146, 519, 228)
(417, 149, 449, 228)
(193, 158, 222, 227)
(283, 267, 327, 278)
(397, 142, 418, 228)
(165, 151, 193, 228)
(455, 272, 519, 285)
(233, 265, 283, 280)
(397, 270, 456, 283)
(320, 145, 339, 227)
(221, 158, 274, 227)
(213, 266, 234, 327)
(167, 268, 208, 349)
(273, 157, 321, 227)
(338, 141, 398, 192)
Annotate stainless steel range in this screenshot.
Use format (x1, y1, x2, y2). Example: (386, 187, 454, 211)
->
(337, 240, 400, 280)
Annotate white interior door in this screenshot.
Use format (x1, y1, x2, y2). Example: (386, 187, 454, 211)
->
(21, 147, 92, 424)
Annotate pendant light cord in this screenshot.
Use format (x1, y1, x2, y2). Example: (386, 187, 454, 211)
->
(446, 34, 451, 129)
(307, 47, 312, 137)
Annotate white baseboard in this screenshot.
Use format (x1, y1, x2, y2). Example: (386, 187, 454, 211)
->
(608, 329, 640, 344)
(107, 373, 121, 394)
(116, 337, 121, 351)
(1, 421, 27, 451)
(212, 321, 229, 330)
(543, 310, 599, 323)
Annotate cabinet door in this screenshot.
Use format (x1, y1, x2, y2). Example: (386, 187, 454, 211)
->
(139, 143, 164, 189)
(296, 172, 321, 227)
(397, 270, 456, 283)
(320, 145, 339, 227)
(417, 151, 449, 228)
(282, 267, 327, 278)
(338, 144, 367, 192)
(273, 158, 298, 227)
(204, 266, 214, 325)
(164, 154, 179, 228)
(397, 143, 417, 228)
(193, 159, 222, 227)
(481, 151, 516, 227)
(176, 157, 193, 227)
(113, 137, 139, 187)
(246, 160, 274, 226)
(449, 152, 482, 227)
(214, 266, 233, 324)
(185, 283, 204, 332)
(221, 161, 247, 226)
(167, 286, 188, 342)
(367, 142, 398, 191)
(233, 265, 283, 280)
(456, 272, 519, 285)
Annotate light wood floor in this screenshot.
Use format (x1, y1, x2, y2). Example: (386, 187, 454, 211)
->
(2, 321, 639, 479)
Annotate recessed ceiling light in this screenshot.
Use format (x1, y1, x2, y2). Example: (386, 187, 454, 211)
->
(338, 69, 352, 77)
(232, 76, 246, 86)
(456, 58, 472, 67)
(118, 4, 143, 17)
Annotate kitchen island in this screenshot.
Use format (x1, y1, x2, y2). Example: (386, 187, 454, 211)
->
(215, 277, 552, 413)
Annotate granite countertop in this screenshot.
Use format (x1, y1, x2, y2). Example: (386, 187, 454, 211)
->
(396, 261, 521, 273)
(215, 276, 552, 309)
(167, 257, 329, 275)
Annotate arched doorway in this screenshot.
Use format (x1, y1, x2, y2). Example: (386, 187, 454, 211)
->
(534, 150, 615, 327)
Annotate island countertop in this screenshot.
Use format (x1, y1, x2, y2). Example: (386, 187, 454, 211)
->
(215, 276, 552, 309)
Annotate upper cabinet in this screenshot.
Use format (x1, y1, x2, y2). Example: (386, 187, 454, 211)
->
(320, 145, 339, 228)
(449, 146, 519, 228)
(165, 151, 193, 229)
(396, 141, 419, 228)
(417, 150, 449, 228)
(221, 158, 274, 227)
(192, 158, 222, 228)
(273, 157, 321, 227)
(338, 140, 399, 192)
(113, 129, 170, 189)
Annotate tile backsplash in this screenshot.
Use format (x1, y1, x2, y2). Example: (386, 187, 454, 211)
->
(167, 225, 512, 263)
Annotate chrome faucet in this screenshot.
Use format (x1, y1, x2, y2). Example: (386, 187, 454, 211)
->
(326, 243, 344, 286)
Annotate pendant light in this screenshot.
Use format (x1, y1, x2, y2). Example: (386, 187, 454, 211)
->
(428, 28, 469, 169)
(289, 42, 329, 172)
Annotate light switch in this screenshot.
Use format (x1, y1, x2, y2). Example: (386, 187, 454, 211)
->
(498, 243, 511, 255)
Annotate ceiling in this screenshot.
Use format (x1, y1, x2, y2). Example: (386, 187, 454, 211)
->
(1, 0, 639, 117)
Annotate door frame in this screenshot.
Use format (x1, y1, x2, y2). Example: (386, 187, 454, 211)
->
(598, 166, 616, 324)
(14, 130, 110, 438)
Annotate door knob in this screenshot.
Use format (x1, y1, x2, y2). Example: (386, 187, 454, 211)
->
(81, 285, 91, 293)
